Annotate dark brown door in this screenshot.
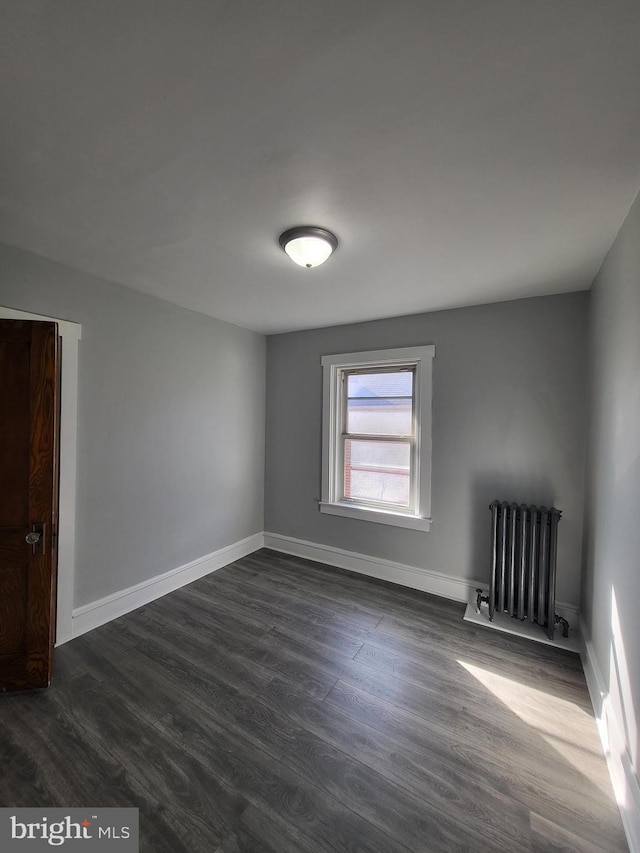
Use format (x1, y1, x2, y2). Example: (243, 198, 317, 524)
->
(0, 320, 59, 691)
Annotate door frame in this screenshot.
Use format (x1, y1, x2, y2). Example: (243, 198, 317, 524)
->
(0, 306, 81, 645)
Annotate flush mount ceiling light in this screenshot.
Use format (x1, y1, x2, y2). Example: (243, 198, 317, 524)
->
(279, 226, 338, 269)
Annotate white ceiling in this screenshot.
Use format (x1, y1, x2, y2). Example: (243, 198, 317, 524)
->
(2, 1, 640, 334)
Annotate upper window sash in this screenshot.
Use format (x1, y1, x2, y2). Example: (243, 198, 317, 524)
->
(341, 365, 416, 440)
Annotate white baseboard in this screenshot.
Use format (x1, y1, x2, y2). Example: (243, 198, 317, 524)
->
(580, 617, 640, 853)
(68, 532, 264, 641)
(264, 532, 484, 603)
(263, 532, 579, 625)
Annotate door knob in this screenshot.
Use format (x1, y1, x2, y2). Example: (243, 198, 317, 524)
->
(25, 524, 44, 554)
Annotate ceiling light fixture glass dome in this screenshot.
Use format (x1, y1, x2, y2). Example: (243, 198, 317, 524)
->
(279, 226, 338, 268)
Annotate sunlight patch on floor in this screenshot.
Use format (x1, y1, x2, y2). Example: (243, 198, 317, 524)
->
(539, 731, 617, 800)
(457, 659, 598, 754)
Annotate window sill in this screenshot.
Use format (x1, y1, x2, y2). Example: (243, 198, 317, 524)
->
(319, 501, 432, 531)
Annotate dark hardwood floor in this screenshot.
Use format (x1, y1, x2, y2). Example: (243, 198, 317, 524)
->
(0, 549, 627, 852)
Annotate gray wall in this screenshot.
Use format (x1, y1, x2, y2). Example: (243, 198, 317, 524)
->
(266, 292, 588, 608)
(582, 189, 640, 775)
(0, 243, 266, 608)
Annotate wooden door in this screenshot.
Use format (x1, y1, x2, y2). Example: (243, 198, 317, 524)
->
(0, 320, 59, 691)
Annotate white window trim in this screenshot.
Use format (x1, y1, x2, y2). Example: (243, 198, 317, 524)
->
(320, 345, 434, 531)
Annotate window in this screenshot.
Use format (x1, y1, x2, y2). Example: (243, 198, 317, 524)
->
(320, 345, 434, 530)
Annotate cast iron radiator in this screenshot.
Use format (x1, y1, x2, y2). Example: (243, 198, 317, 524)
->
(476, 501, 569, 640)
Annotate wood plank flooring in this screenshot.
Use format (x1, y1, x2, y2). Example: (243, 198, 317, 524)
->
(0, 549, 627, 852)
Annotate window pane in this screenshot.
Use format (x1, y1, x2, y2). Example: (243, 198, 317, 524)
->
(346, 371, 413, 436)
(347, 372, 413, 398)
(347, 397, 413, 435)
(344, 439, 411, 507)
